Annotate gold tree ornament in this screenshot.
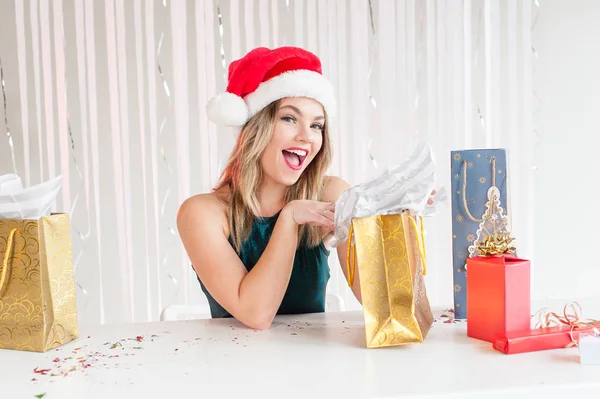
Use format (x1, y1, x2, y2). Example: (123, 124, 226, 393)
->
(468, 186, 517, 258)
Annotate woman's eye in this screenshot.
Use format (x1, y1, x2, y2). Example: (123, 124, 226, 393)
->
(281, 116, 295, 123)
(311, 123, 324, 131)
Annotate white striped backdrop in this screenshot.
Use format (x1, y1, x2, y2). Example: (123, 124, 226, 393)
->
(0, 0, 535, 325)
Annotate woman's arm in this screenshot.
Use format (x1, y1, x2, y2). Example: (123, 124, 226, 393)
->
(321, 176, 362, 304)
(177, 195, 334, 330)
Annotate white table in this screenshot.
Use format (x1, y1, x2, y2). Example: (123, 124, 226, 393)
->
(2, 309, 599, 399)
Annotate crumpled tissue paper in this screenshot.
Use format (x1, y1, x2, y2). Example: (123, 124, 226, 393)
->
(0, 174, 63, 219)
(325, 142, 446, 249)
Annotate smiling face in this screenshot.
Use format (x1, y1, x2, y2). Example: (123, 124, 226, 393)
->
(260, 97, 326, 187)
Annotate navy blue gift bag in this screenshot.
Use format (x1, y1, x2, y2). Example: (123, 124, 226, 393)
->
(450, 149, 510, 319)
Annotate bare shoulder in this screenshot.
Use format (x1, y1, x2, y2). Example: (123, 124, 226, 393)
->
(322, 176, 351, 203)
(177, 192, 229, 237)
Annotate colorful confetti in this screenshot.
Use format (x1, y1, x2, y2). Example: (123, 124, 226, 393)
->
(31, 334, 165, 383)
(33, 368, 51, 376)
(434, 308, 466, 324)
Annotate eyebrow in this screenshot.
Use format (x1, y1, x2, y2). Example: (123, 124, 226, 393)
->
(279, 104, 325, 121)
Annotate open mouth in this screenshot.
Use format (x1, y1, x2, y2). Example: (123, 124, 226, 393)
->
(282, 148, 309, 170)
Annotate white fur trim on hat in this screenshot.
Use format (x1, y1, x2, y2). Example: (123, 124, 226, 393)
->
(245, 70, 336, 121)
(206, 91, 248, 127)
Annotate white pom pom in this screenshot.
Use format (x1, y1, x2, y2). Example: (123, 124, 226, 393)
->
(206, 92, 248, 126)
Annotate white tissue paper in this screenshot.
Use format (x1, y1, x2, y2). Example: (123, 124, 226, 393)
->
(0, 174, 63, 219)
(579, 334, 600, 365)
(325, 142, 447, 249)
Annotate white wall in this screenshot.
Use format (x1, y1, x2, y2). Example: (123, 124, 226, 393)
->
(532, 0, 600, 301)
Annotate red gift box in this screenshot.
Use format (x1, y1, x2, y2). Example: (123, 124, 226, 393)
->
(493, 324, 600, 354)
(466, 255, 530, 342)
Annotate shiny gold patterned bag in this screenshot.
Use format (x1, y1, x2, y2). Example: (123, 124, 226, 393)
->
(347, 211, 434, 348)
(0, 214, 78, 352)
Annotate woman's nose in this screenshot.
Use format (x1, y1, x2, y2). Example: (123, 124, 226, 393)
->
(295, 124, 312, 142)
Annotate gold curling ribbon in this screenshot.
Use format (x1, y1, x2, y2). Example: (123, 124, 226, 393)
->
(346, 215, 427, 287)
(0, 228, 19, 295)
(534, 301, 600, 347)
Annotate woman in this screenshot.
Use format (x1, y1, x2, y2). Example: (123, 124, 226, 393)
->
(177, 46, 360, 330)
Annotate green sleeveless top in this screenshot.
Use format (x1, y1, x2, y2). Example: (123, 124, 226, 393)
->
(197, 211, 331, 318)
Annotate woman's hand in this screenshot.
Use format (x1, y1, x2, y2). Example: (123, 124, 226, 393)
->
(282, 200, 335, 231)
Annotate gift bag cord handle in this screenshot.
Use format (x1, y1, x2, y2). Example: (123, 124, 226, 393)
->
(0, 228, 19, 294)
(409, 216, 427, 275)
(462, 158, 496, 223)
(346, 224, 356, 287)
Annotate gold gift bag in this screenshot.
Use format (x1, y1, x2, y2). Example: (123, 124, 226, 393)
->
(347, 211, 434, 348)
(0, 214, 79, 352)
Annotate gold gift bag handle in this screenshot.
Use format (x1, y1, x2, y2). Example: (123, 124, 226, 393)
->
(346, 224, 356, 287)
(0, 228, 20, 295)
(408, 216, 427, 275)
(462, 158, 496, 223)
(346, 215, 428, 287)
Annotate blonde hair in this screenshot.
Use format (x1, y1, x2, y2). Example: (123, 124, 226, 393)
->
(214, 99, 332, 252)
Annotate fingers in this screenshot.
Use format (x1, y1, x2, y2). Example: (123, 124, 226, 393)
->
(312, 213, 335, 231)
(428, 190, 436, 205)
(321, 208, 335, 222)
(315, 202, 335, 220)
(312, 205, 335, 230)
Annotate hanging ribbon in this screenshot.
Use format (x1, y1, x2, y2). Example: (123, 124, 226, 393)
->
(283, 0, 291, 45)
(472, 2, 486, 131)
(14, 0, 31, 187)
(413, 1, 424, 138)
(52, 0, 91, 306)
(532, 0, 542, 171)
(216, 2, 227, 84)
(366, 0, 379, 170)
(0, 57, 18, 175)
(67, 117, 91, 299)
(216, 0, 231, 176)
(157, 0, 178, 287)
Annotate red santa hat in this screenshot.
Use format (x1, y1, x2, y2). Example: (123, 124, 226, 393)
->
(206, 46, 336, 127)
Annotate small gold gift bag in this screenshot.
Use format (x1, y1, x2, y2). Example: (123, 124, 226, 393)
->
(0, 214, 79, 352)
(347, 211, 434, 348)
